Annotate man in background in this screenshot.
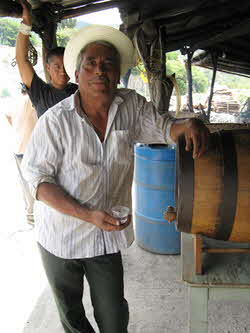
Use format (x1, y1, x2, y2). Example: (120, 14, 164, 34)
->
(16, 0, 78, 118)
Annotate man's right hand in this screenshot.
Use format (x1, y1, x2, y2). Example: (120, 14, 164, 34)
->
(20, 0, 32, 26)
(89, 210, 131, 232)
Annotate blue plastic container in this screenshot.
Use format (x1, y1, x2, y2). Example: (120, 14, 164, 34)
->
(134, 144, 180, 254)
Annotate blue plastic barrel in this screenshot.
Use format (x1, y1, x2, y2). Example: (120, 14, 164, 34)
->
(134, 144, 180, 254)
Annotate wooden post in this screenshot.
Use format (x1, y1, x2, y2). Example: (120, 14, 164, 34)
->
(193, 234, 202, 275)
(207, 52, 218, 120)
(193, 233, 250, 276)
(185, 48, 194, 112)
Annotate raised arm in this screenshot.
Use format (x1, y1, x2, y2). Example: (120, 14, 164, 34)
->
(15, 0, 34, 88)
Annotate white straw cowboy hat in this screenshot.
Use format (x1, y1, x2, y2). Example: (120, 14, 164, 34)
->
(64, 24, 135, 79)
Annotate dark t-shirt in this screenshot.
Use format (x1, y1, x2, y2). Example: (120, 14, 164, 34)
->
(27, 72, 78, 118)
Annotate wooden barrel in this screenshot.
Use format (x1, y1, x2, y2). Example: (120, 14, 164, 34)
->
(176, 129, 250, 242)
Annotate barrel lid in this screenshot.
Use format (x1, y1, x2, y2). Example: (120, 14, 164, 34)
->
(134, 143, 176, 161)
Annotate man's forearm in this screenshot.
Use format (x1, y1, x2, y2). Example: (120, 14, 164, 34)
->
(16, 31, 34, 88)
(37, 182, 93, 223)
(37, 182, 130, 231)
(16, 32, 29, 63)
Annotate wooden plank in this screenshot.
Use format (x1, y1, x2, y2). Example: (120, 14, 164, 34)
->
(62, 0, 120, 19)
(207, 123, 250, 132)
(0, 0, 22, 18)
(181, 233, 195, 282)
(204, 248, 250, 253)
(191, 18, 250, 52)
(193, 235, 202, 274)
(182, 233, 250, 287)
(189, 287, 208, 333)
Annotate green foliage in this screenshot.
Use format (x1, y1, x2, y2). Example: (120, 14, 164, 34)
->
(30, 32, 41, 47)
(166, 59, 187, 95)
(0, 88, 10, 97)
(132, 51, 209, 95)
(58, 18, 77, 30)
(0, 19, 19, 46)
(0, 18, 40, 47)
(133, 51, 250, 97)
(192, 67, 209, 93)
(57, 28, 77, 47)
(131, 61, 145, 76)
(166, 52, 209, 95)
(166, 52, 178, 61)
(216, 72, 250, 89)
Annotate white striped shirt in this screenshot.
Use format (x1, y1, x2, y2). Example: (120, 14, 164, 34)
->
(22, 89, 174, 259)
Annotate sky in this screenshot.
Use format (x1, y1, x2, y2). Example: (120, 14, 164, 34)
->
(77, 7, 122, 25)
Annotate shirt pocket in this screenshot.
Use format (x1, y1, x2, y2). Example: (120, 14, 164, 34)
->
(109, 130, 134, 164)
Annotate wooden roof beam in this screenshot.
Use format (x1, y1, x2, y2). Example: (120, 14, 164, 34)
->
(190, 18, 250, 52)
(198, 63, 250, 78)
(62, 0, 107, 10)
(164, 18, 250, 53)
(0, 0, 22, 18)
(61, 0, 121, 19)
(192, 52, 250, 77)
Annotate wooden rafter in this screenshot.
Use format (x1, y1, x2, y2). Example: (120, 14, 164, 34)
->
(0, 0, 22, 18)
(62, 0, 120, 19)
(190, 18, 250, 53)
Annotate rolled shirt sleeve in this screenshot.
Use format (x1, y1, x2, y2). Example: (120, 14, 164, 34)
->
(21, 111, 63, 199)
(132, 92, 190, 145)
(131, 92, 175, 145)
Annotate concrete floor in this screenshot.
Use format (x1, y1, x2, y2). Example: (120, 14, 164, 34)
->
(1, 115, 250, 333)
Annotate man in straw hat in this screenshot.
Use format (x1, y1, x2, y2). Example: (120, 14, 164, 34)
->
(22, 24, 209, 332)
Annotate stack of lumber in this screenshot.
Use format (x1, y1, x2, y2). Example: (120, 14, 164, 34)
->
(212, 88, 240, 113)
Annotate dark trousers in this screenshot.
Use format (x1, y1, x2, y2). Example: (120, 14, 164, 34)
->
(38, 243, 129, 333)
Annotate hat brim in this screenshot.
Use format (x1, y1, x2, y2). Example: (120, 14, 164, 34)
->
(64, 24, 135, 81)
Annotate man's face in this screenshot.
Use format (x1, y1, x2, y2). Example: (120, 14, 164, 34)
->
(75, 43, 120, 98)
(46, 55, 70, 89)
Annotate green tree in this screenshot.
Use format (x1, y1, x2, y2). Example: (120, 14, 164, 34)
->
(0, 18, 40, 47)
(29, 32, 40, 47)
(166, 51, 209, 95)
(131, 52, 209, 95)
(216, 72, 250, 89)
(192, 67, 209, 93)
(166, 57, 187, 95)
(166, 52, 178, 61)
(57, 28, 77, 47)
(58, 18, 77, 30)
(0, 19, 19, 46)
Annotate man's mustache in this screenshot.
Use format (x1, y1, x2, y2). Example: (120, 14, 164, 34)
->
(90, 76, 109, 83)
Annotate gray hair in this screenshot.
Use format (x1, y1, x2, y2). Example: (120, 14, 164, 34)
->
(75, 40, 121, 71)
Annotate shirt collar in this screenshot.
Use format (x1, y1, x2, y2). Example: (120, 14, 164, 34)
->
(73, 89, 125, 114)
(74, 90, 82, 116)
